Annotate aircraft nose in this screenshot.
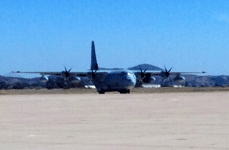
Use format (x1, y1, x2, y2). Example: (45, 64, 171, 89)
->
(126, 73, 136, 87)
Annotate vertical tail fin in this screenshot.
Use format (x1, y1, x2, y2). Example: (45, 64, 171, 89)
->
(91, 41, 99, 70)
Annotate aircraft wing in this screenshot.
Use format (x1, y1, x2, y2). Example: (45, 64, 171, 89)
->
(13, 71, 110, 77)
(132, 70, 206, 82)
(13, 71, 88, 77)
(133, 70, 206, 76)
(148, 71, 206, 76)
(14, 70, 205, 77)
(167, 71, 206, 75)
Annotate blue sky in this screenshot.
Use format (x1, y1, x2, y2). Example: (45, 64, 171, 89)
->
(1, 0, 229, 77)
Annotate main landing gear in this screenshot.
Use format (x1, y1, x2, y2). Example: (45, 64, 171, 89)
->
(97, 89, 130, 94)
(119, 89, 130, 94)
(98, 89, 106, 94)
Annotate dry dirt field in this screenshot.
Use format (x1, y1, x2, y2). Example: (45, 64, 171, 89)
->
(0, 88, 229, 150)
(2, 87, 229, 95)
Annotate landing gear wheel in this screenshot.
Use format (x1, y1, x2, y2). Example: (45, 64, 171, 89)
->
(126, 89, 130, 94)
(98, 89, 105, 94)
(119, 89, 130, 94)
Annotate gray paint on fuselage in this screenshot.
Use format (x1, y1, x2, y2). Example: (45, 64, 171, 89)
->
(90, 70, 136, 91)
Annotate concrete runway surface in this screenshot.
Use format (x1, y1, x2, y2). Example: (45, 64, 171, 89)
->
(0, 92, 229, 150)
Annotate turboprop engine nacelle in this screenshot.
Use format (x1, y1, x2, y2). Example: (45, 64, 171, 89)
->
(173, 75, 185, 83)
(69, 77, 81, 83)
(148, 76, 156, 83)
(40, 76, 48, 83)
(143, 74, 156, 83)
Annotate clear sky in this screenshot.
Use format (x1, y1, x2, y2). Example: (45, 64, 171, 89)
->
(1, 0, 229, 77)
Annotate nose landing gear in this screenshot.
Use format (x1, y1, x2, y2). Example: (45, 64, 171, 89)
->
(119, 89, 130, 94)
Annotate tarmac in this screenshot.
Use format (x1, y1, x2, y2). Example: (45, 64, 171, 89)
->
(0, 91, 229, 149)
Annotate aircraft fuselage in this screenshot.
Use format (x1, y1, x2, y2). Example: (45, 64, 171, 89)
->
(90, 70, 136, 93)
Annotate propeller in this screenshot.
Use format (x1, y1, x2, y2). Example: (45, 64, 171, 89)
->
(63, 66, 72, 78)
(140, 68, 147, 81)
(161, 66, 173, 82)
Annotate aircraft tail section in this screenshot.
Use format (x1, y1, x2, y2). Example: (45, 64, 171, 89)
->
(91, 41, 99, 70)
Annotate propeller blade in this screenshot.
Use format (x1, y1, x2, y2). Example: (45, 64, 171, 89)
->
(168, 67, 173, 73)
(63, 66, 72, 78)
(64, 66, 67, 72)
(162, 78, 165, 82)
(140, 68, 147, 79)
(161, 66, 173, 82)
(169, 77, 172, 82)
(164, 66, 167, 72)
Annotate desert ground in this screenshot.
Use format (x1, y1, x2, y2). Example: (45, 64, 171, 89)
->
(0, 88, 229, 150)
(2, 87, 229, 95)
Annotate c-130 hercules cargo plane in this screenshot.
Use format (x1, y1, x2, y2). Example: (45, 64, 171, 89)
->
(15, 41, 205, 94)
